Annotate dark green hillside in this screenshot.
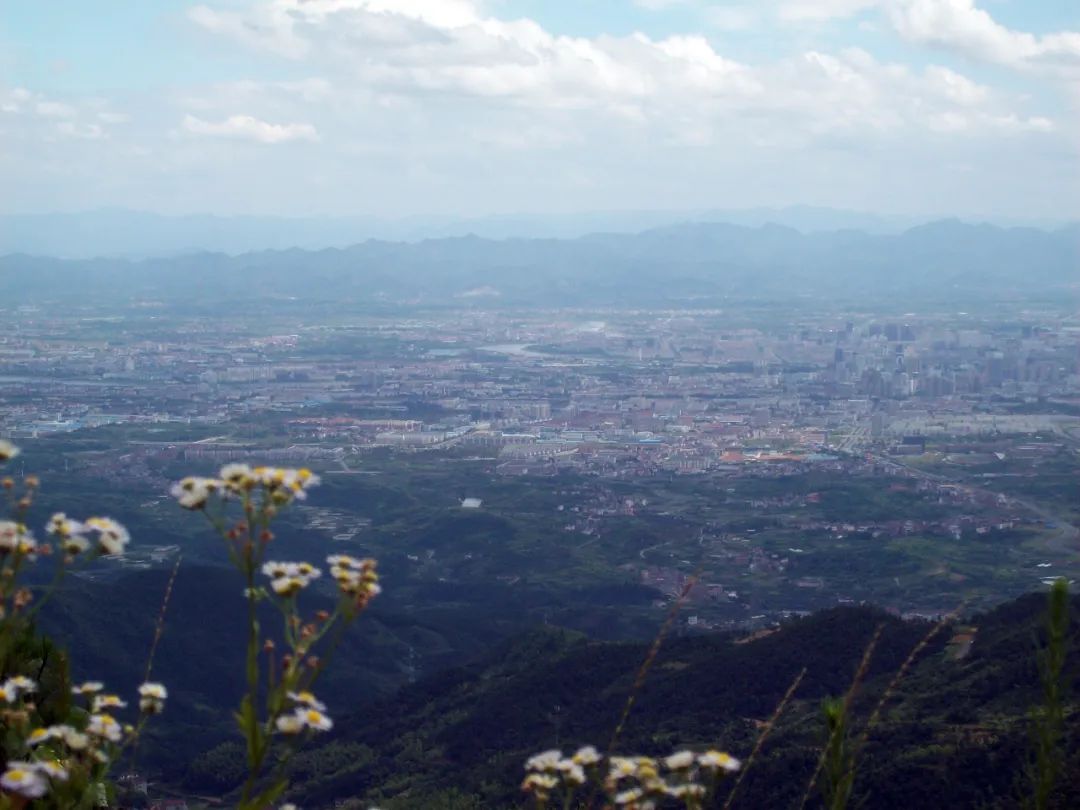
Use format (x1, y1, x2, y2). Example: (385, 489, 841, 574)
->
(35, 564, 563, 779)
(32, 558, 661, 782)
(284, 594, 1079, 809)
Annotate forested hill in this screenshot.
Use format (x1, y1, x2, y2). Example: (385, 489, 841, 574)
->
(259, 592, 1080, 809)
(2, 220, 1077, 307)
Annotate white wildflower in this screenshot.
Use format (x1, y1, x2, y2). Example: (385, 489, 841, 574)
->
(0, 440, 20, 461)
(521, 773, 558, 792)
(608, 757, 637, 780)
(262, 561, 296, 579)
(34, 761, 68, 782)
(7, 676, 36, 694)
(27, 727, 59, 747)
(86, 713, 123, 743)
(330, 558, 379, 600)
(556, 759, 586, 785)
(326, 554, 362, 569)
(92, 694, 127, 712)
(62, 535, 90, 555)
(61, 728, 89, 750)
(138, 682, 167, 714)
(668, 783, 706, 800)
(0, 521, 34, 552)
(264, 561, 320, 596)
(572, 745, 602, 766)
(219, 463, 255, 492)
(287, 691, 326, 711)
(170, 476, 221, 510)
(48, 514, 91, 557)
(614, 787, 645, 806)
(255, 467, 320, 502)
(46, 513, 86, 538)
(275, 713, 305, 735)
(297, 707, 333, 732)
(0, 762, 47, 798)
(526, 749, 562, 772)
(138, 682, 167, 700)
(1, 676, 37, 701)
(663, 750, 695, 770)
(72, 681, 104, 696)
(698, 750, 741, 772)
(270, 576, 310, 597)
(85, 517, 130, 555)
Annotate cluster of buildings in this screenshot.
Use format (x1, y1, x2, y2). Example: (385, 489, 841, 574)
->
(2, 308, 1079, 475)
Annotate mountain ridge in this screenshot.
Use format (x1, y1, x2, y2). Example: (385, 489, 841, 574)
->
(2, 219, 1076, 308)
(277, 591, 1080, 809)
(6, 207, 1047, 259)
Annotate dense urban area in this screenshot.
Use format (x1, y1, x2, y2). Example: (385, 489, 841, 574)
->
(5, 302, 1079, 629)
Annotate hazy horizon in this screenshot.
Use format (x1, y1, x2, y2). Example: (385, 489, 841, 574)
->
(2, 204, 1074, 261)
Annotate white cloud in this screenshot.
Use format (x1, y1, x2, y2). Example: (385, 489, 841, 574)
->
(779, 0, 879, 23)
(639, 0, 879, 25)
(633, 0, 691, 9)
(181, 0, 1058, 145)
(57, 121, 105, 140)
(187, 4, 307, 58)
(182, 113, 319, 143)
(887, 0, 1080, 72)
(923, 65, 990, 107)
(188, 0, 761, 110)
(704, 7, 759, 32)
(2, 89, 127, 134)
(36, 100, 76, 118)
(2, 0, 1072, 220)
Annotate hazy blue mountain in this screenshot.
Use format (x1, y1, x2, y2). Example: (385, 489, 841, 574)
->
(2, 207, 1049, 260)
(1, 220, 1075, 307)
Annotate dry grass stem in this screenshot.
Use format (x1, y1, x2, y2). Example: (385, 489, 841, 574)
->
(857, 606, 961, 753)
(607, 570, 699, 755)
(797, 623, 885, 810)
(722, 666, 807, 810)
(143, 554, 183, 684)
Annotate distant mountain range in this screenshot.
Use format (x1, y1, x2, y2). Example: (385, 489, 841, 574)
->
(1, 207, 1072, 260)
(1, 219, 1075, 308)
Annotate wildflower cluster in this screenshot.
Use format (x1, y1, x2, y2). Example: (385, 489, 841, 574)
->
(523, 746, 740, 809)
(263, 560, 322, 596)
(169, 462, 380, 810)
(0, 676, 166, 803)
(0, 512, 129, 566)
(0, 442, 160, 808)
(171, 463, 320, 512)
(327, 554, 381, 608)
(274, 691, 333, 735)
(0, 446, 130, 631)
(522, 747, 599, 804)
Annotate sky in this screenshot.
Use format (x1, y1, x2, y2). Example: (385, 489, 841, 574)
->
(1, 0, 1078, 220)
